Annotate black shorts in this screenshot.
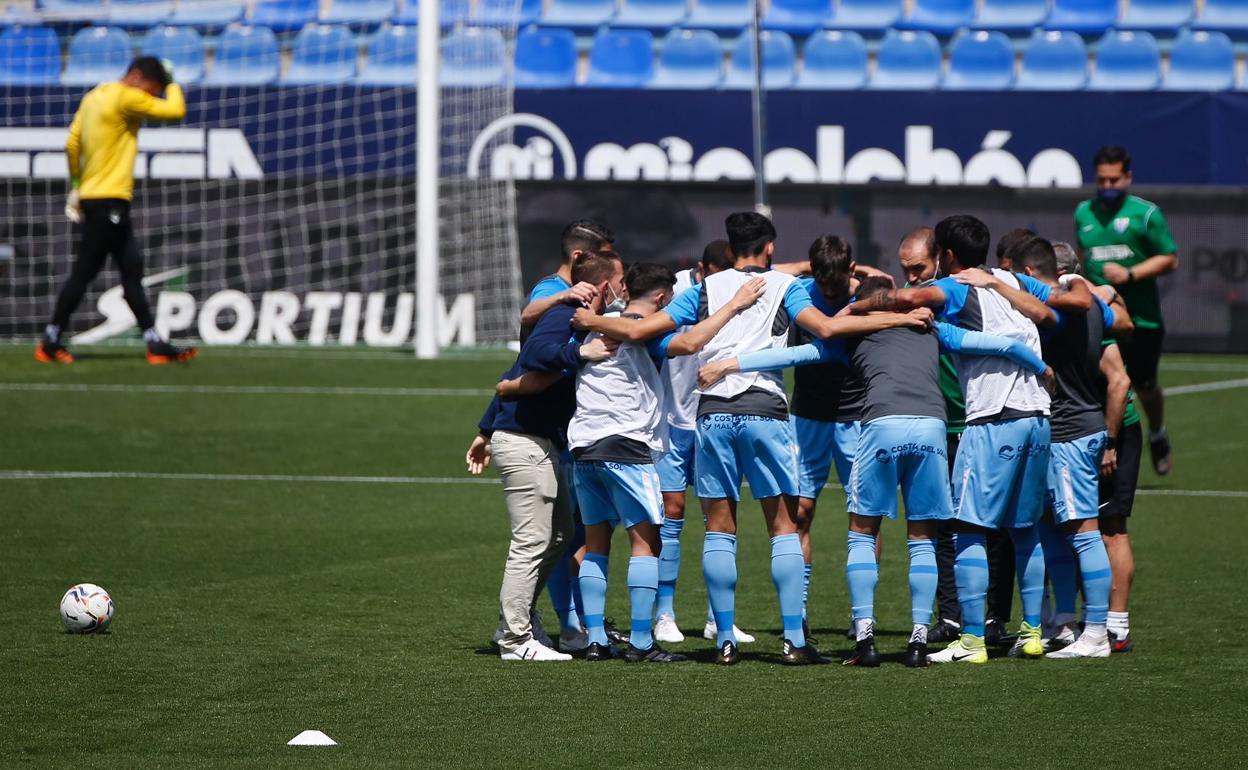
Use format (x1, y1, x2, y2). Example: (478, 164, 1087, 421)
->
(1099, 421, 1142, 519)
(1120, 326, 1165, 391)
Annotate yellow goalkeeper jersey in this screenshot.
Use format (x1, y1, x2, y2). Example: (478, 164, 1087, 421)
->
(66, 81, 186, 202)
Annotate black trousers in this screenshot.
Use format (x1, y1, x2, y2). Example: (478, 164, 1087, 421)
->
(935, 431, 1015, 624)
(50, 199, 154, 332)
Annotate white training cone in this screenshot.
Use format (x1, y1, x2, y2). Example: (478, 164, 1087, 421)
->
(288, 730, 337, 746)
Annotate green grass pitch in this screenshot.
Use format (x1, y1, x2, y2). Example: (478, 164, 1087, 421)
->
(3, 345, 1247, 768)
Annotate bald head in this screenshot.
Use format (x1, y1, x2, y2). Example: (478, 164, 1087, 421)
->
(898, 226, 937, 286)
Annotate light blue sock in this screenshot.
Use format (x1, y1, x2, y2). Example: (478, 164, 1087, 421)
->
(954, 532, 989, 638)
(546, 549, 579, 633)
(1070, 531, 1112, 627)
(1038, 517, 1078, 616)
(628, 555, 659, 650)
(656, 516, 683, 619)
(907, 539, 938, 626)
(771, 533, 806, 647)
(579, 553, 609, 646)
(846, 531, 879, 622)
(802, 562, 813, 620)
(570, 523, 586, 624)
(1011, 525, 1046, 627)
(703, 532, 738, 646)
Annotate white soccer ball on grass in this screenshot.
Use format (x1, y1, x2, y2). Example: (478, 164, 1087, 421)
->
(60, 583, 114, 633)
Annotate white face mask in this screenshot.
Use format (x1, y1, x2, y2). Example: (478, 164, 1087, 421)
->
(604, 285, 626, 313)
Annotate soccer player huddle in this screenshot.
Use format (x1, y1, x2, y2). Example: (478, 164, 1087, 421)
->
(470, 166, 1169, 666)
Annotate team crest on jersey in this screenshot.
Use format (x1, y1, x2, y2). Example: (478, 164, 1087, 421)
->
(873, 449, 891, 464)
(998, 445, 1016, 461)
(1113, 217, 1130, 233)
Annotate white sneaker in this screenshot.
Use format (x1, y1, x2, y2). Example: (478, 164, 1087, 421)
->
(1045, 631, 1110, 659)
(558, 627, 589, 652)
(655, 614, 685, 644)
(500, 638, 572, 661)
(702, 620, 756, 644)
(492, 619, 506, 645)
(530, 610, 554, 648)
(1043, 622, 1078, 652)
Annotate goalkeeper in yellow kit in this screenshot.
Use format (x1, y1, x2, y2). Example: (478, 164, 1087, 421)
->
(37, 56, 197, 365)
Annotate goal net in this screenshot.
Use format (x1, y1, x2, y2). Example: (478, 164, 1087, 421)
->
(0, 13, 522, 351)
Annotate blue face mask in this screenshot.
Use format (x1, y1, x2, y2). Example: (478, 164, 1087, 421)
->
(1097, 187, 1126, 207)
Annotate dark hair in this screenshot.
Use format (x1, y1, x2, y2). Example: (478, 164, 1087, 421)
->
(561, 219, 615, 262)
(725, 212, 776, 259)
(809, 235, 852, 294)
(1017, 236, 1058, 279)
(855, 276, 894, 301)
(571, 250, 620, 286)
(128, 56, 171, 89)
(1093, 145, 1131, 173)
(624, 262, 676, 300)
(934, 215, 990, 269)
(899, 227, 936, 260)
(701, 240, 734, 273)
(996, 227, 1035, 262)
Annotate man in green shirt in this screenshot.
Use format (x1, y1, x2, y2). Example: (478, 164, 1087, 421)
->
(1075, 145, 1178, 475)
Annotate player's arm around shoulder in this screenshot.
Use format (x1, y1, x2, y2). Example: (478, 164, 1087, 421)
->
(663, 277, 765, 356)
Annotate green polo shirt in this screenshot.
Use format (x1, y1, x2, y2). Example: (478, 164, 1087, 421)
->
(1075, 194, 1177, 331)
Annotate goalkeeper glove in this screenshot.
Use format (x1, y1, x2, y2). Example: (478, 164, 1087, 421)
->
(65, 180, 82, 224)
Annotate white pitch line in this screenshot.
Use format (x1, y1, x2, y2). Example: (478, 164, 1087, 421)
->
(0, 382, 493, 397)
(0, 470, 502, 485)
(1165, 378, 1248, 396)
(1136, 489, 1248, 499)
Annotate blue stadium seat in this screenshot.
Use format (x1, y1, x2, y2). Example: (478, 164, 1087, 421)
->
(974, 0, 1048, 32)
(168, 0, 245, 28)
(944, 29, 1013, 89)
(0, 25, 61, 85)
(685, 0, 752, 31)
(724, 30, 796, 89)
(141, 24, 205, 84)
(585, 27, 654, 87)
(1046, 0, 1116, 34)
(515, 26, 577, 87)
(109, 0, 173, 27)
(251, 0, 318, 33)
(830, 0, 902, 32)
(38, 0, 106, 22)
(763, 0, 833, 35)
(614, 0, 689, 29)
(322, 0, 397, 27)
(356, 23, 417, 84)
(284, 23, 357, 83)
(1119, 0, 1194, 31)
(871, 29, 941, 89)
(795, 29, 866, 89)
(1087, 30, 1159, 90)
(62, 26, 132, 86)
(897, 0, 975, 36)
(1163, 29, 1235, 90)
(441, 26, 507, 86)
(474, 0, 542, 26)
(540, 0, 615, 29)
(0, 4, 43, 25)
(1193, 0, 1248, 32)
(392, 0, 471, 26)
(204, 25, 280, 84)
(1016, 29, 1087, 89)
(651, 28, 722, 88)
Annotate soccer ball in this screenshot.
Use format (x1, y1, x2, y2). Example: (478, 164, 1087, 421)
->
(59, 583, 113, 633)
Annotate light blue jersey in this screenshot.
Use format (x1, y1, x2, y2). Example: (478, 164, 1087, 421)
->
(850, 416, 952, 520)
(951, 416, 1052, 529)
(574, 461, 664, 529)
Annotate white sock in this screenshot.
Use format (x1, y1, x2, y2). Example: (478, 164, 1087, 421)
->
(1084, 622, 1107, 638)
(44, 324, 60, 343)
(911, 624, 928, 644)
(143, 328, 162, 344)
(1149, 426, 1168, 442)
(1107, 611, 1129, 637)
(854, 617, 873, 641)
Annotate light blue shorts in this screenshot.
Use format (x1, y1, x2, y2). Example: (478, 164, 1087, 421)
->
(695, 413, 800, 501)
(849, 416, 952, 521)
(792, 416, 860, 505)
(657, 426, 696, 493)
(573, 461, 664, 530)
(1048, 431, 1107, 524)
(951, 416, 1051, 529)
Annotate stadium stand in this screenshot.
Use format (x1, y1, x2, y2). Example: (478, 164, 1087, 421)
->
(109, 0, 174, 27)
(356, 22, 417, 84)
(585, 27, 655, 87)
(283, 23, 356, 84)
(61, 26, 132, 85)
(684, 0, 752, 31)
(724, 28, 797, 89)
(1193, 0, 1248, 33)
(1015, 29, 1089, 89)
(249, 0, 318, 33)
(1045, 0, 1118, 35)
(944, 29, 1014, 89)
(872, 28, 942, 89)
(141, 24, 205, 83)
(320, 0, 395, 28)
(831, 0, 903, 31)
(0, 24, 60, 84)
(203, 24, 280, 83)
(474, 0, 543, 26)
(441, 25, 506, 86)
(38, 0, 105, 22)
(795, 29, 867, 89)
(392, 0, 471, 26)
(540, 0, 616, 30)
(762, 0, 833, 35)
(1119, 0, 1195, 32)
(974, 0, 1049, 33)
(898, 0, 976, 36)
(1088, 29, 1160, 90)
(167, 0, 245, 28)
(651, 27, 723, 88)
(515, 25, 577, 87)
(1163, 29, 1235, 90)
(613, 0, 690, 30)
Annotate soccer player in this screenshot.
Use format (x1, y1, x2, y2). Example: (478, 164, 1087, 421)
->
(468, 252, 621, 662)
(849, 215, 1090, 664)
(1076, 145, 1179, 475)
(700, 276, 1051, 668)
(570, 262, 764, 662)
(38, 57, 196, 365)
(519, 220, 616, 336)
(653, 240, 758, 646)
(572, 212, 929, 666)
(994, 228, 1035, 272)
